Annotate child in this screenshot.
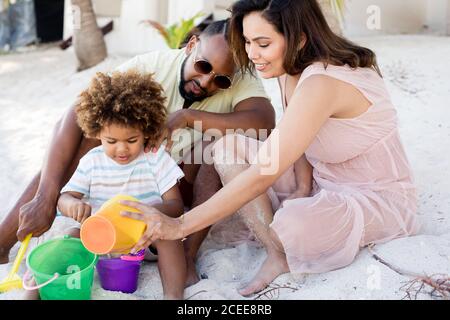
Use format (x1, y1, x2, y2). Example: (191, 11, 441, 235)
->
(52, 70, 185, 299)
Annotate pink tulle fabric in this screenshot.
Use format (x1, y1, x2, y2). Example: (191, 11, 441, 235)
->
(241, 63, 420, 274)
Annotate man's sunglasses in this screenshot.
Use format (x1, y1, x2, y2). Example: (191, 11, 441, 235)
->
(192, 44, 233, 90)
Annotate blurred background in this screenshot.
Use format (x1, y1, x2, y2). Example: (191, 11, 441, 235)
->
(1, 0, 449, 55)
(66, 0, 450, 55)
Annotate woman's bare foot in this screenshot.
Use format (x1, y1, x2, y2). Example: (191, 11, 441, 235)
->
(238, 250, 289, 297)
(185, 256, 200, 287)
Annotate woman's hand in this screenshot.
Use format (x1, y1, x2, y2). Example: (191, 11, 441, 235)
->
(119, 200, 184, 253)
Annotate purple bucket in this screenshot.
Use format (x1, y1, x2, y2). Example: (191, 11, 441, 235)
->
(96, 257, 141, 294)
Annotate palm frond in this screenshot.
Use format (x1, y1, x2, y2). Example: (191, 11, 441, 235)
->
(143, 12, 204, 49)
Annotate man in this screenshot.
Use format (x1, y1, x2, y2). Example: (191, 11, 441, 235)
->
(0, 20, 275, 285)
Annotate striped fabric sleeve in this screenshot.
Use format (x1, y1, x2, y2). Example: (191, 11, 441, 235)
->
(154, 148, 185, 196)
(60, 155, 92, 196)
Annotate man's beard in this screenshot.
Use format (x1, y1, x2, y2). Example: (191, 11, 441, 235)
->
(178, 56, 208, 104)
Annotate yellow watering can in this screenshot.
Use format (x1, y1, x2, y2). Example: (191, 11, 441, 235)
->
(0, 233, 32, 293)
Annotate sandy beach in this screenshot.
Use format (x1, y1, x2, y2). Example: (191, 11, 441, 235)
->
(0, 35, 449, 300)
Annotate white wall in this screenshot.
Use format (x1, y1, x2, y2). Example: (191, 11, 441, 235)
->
(62, 0, 449, 56)
(105, 0, 167, 54)
(64, 0, 168, 56)
(428, 0, 450, 35)
(167, 0, 214, 25)
(448, 0, 450, 34)
(343, 0, 449, 36)
(343, 0, 427, 36)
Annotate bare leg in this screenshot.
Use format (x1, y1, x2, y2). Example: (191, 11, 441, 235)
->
(153, 239, 187, 300)
(0, 136, 99, 264)
(180, 139, 223, 286)
(184, 162, 222, 286)
(213, 134, 289, 296)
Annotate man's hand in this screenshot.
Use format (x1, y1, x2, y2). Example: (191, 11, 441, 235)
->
(17, 194, 57, 241)
(146, 109, 191, 153)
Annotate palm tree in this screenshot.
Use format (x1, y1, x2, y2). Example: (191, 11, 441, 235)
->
(71, 0, 107, 71)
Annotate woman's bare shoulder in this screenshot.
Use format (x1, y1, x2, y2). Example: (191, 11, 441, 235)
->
(295, 74, 369, 119)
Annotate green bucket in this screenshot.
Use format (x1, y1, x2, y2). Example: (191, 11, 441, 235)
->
(24, 235, 98, 300)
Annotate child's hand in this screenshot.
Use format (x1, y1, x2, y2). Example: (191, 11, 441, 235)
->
(67, 200, 92, 224)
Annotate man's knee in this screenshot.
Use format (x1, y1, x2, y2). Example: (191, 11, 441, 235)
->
(212, 133, 250, 169)
(212, 134, 237, 164)
(194, 163, 221, 191)
(186, 138, 217, 166)
(182, 138, 218, 182)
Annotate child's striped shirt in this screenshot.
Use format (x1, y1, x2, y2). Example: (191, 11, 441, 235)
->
(61, 145, 184, 213)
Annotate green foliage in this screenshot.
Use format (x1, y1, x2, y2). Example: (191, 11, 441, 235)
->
(143, 12, 204, 49)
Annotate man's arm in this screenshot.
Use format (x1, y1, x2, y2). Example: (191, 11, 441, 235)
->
(16, 104, 99, 240)
(185, 97, 276, 135)
(40, 105, 83, 197)
(159, 97, 275, 152)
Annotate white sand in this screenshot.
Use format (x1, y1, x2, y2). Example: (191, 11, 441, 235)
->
(1, 35, 450, 300)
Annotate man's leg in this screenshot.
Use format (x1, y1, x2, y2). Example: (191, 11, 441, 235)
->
(176, 139, 222, 286)
(183, 162, 222, 286)
(0, 136, 99, 264)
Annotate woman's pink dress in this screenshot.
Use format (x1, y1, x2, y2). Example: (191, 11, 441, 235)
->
(253, 62, 419, 274)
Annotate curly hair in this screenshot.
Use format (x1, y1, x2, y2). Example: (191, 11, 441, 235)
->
(75, 70, 167, 145)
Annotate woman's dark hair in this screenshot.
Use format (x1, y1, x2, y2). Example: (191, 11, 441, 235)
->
(229, 0, 381, 76)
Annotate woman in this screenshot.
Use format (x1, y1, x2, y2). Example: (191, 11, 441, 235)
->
(120, 0, 420, 296)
